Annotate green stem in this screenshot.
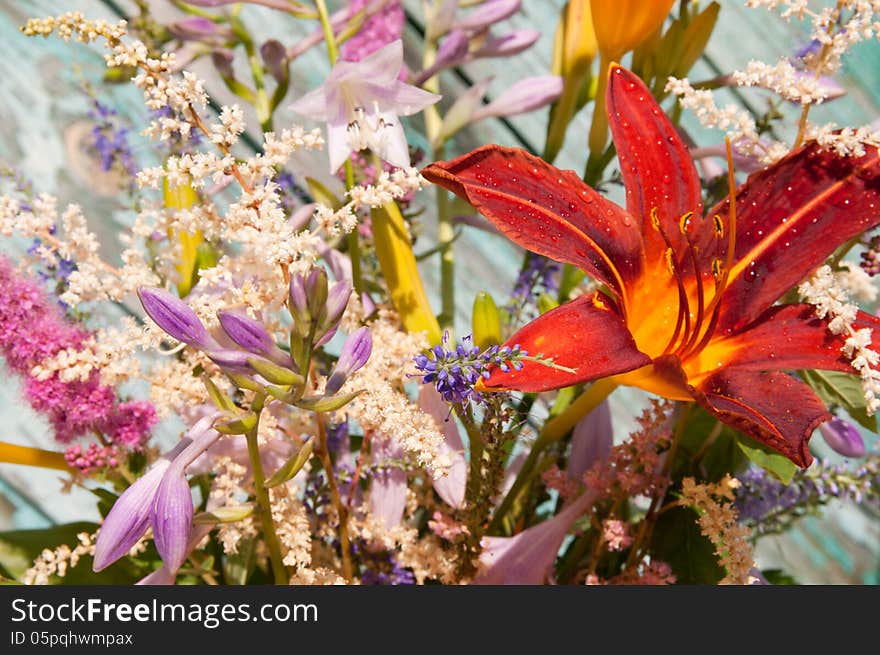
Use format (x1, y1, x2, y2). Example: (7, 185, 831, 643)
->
(314, 0, 339, 63)
(243, 392, 288, 584)
(490, 378, 617, 532)
(316, 413, 354, 582)
(344, 160, 363, 296)
(422, 29, 454, 332)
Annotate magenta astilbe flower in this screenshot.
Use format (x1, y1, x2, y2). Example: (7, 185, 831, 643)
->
(0, 256, 156, 447)
(339, 0, 405, 63)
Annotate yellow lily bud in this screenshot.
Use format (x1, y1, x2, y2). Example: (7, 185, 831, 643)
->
(553, 0, 597, 77)
(590, 0, 675, 61)
(371, 202, 442, 345)
(163, 178, 204, 297)
(472, 291, 502, 350)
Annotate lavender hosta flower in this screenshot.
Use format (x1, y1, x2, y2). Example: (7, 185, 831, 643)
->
(212, 49, 236, 79)
(370, 435, 408, 529)
(167, 17, 228, 42)
(567, 400, 613, 481)
(95, 415, 221, 573)
(476, 492, 594, 584)
(151, 463, 194, 572)
(289, 40, 440, 173)
(471, 76, 563, 122)
(454, 0, 520, 33)
(93, 458, 171, 572)
(137, 287, 217, 350)
(326, 326, 372, 394)
(413, 29, 471, 85)
(818, 418, 866, 458)
(473, 29, 541, 59)
(418, 386, 466, 509)
(289, 266, 329, 331)
(316, 277, 353, 346)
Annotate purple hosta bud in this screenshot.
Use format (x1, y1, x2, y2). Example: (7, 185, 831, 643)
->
(476, 491, 594, 584)
(370, 435, 408, 530)
(167, 17, 225, 41)
(471, 76, 563, 122)
(819, 418, 866, 458)
(326, 327, 372, 395)
(93, 458, 171, 571)
(217, 310, 291, 366)
(567, 400, 612, 481)
(419, 386, 466, 509)
(206, 349, 268, 377)
(260, 39, 288, 82)
(413, 29, 471, 86)
(455, 0, 520, 33)
(137, 287, 217, 351)
(315, 278, 352, 347)
(473, 29, 540, 58)
(212, 49, 235, 79)
(288, 266, 328, 332)
(151, 463, 194, 572)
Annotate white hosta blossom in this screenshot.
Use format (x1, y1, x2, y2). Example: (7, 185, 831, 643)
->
(289, 40, 441, 173)
(799, 265, 880, 414)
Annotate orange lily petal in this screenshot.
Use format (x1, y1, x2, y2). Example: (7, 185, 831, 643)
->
(421, 145, 643, 298)
(606, 66, 704, 274)
(483, 293, 651, 392)
(693, 370, 829, 468)
(711, 142, 880, 332)
(693, 304, 880, 378)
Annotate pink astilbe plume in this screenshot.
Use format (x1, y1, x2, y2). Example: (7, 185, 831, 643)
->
(0, 256, 156, 450)
(340, 0, 405, 63)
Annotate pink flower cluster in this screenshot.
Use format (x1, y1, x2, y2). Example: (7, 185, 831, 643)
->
(64, 442, 121, 475)
(0, 256, 156, 448)
(340, 0, 404, 63)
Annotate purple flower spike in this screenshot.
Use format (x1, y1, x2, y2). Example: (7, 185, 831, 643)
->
(326, 327, 372, 394)
(474, 30, 541, 58)
(568, 400, 613, 481)
(818, 418, 866, 458)
(151, 464, 194, 573)
(455, 0, 520, 33)
(472, 76, 563, 122)
(93, 459, 171, 571)
(137, 287, 216, 350)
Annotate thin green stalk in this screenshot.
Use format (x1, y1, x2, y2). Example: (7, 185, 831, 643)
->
(490, 378, 617, 532)
(316, 413, 354, 582)
(344, 160, 363, 296)
(314, 0, 339, 63)
(422, 30, 454, 332)
(243, 392, 288, 584)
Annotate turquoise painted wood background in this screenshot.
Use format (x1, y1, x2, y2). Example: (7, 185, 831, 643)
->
(0, 0, 878, 583)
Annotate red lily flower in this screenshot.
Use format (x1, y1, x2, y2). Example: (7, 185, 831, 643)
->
(422, 65, 880, 468)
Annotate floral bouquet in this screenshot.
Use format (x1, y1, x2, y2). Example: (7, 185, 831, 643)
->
(0, 0, 878, 587)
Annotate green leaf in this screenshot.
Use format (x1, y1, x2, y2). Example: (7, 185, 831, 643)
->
(205, 378, 237, 412)
(296, 391, 364, 413)
(649, 506, 724, 584)
(305, 177, 343, 211)
(194, 504, 255, 525)
(0, 522, 143, 584)
(214, 412, 258, 435)
(801, 369, 877, 432)
(90, 488, 119, 520)
(265, 438, 315, 488)
(762, 568, 799, 585)
(247, 357, 304, 386)
(736, 436, 797, 484)
(223, 535, 257, 586)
